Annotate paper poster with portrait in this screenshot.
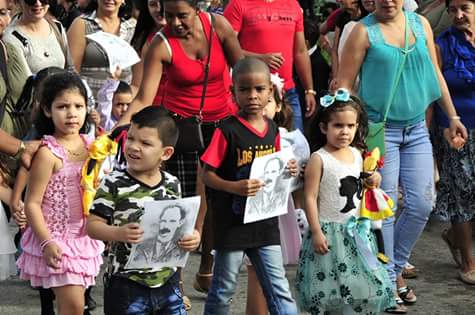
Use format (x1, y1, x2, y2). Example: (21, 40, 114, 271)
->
(125, 196, 200, 270)
(280, 128, 310, 192)
(244, 148, 295, 224)
(86, 31, 140, 73)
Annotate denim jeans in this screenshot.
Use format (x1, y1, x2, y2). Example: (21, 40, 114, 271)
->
(104, 272, 186, 315)
(204, 245, 298, 315)
(284, 88, 304, 133)
(380, 121, 434, 284)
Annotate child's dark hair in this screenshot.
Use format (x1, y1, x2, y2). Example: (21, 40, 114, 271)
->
(35, 71, 89, 136)
(130, 106, 179, 147)
(115, 81, 133, 96)
(16, 67, 64, 119)
(232, 57, 270, 83)
(273, 89, 293, 131)
(309, 94, 368, 152)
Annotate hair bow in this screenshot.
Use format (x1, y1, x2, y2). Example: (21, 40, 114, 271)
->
(320, 88, 351, 108)
(270, 73, 285, 99)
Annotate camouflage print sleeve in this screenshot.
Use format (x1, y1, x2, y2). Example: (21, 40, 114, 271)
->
(175, 176, 182, 199)
(90, 173, 117, 222)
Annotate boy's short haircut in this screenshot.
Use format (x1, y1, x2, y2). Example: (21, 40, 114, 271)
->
(231, 57, 271, 83)
(115, 81, 133, 96)
(130, 106, 179, 147)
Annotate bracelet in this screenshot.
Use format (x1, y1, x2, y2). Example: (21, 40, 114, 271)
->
(304, 89, 317, 95)
(14, 141, 26, 160)
(40, 239, 55, 252)
(449, 116, 461, 120)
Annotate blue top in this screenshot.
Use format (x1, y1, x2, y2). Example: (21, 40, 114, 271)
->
(359, 12, 441, 126)
(435, 27, 475, 128)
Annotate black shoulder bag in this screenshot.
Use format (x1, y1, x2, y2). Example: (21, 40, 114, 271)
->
(174, 13, 215, 153)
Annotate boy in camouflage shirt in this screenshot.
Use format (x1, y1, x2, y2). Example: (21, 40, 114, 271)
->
(87, 107, 200, 314)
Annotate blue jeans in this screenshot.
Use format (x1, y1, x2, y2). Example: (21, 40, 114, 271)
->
(380, 121, 434, 284)
(284, 88, 304, 133)
(204, 245, 298, 315)
(104, 272, 186, 315)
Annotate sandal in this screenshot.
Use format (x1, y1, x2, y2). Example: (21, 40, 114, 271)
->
(441, 228, 462, 267)
(183, 295, 192, 311)
(385, 297, 407, 314)
(397, 286, 417, 304)
(178, 279, 191, 311)
(459, 269, 475, 285)
(401, 263, 417, 279)
(193, 273, 213, 293)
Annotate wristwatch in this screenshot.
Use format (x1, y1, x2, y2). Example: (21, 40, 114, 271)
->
(14, 141, 25, 160)
(304, 89, 317, 95)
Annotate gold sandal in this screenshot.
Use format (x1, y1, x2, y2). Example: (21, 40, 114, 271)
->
(178, 280, 192, 311)
(183, 295, 192, 311)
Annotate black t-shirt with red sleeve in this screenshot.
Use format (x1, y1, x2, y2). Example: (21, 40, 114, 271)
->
(201, 115, 281, 250)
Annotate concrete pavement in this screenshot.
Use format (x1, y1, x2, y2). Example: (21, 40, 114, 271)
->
(1, 219, 474, 314)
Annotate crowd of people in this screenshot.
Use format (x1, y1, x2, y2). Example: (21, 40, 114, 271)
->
(0, 0, 473, 314)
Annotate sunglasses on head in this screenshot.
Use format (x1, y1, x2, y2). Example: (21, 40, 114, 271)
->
(24, 0, 49, 6)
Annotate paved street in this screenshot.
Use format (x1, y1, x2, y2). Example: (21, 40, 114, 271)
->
(1, 219, 475, 314)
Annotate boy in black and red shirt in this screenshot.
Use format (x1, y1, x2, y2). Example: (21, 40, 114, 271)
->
(201, 57, 299, 315)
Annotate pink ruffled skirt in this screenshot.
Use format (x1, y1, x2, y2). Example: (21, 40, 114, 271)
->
(17, 227, 104, 289)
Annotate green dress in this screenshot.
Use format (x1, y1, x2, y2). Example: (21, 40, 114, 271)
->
(295, 148, 394, 314)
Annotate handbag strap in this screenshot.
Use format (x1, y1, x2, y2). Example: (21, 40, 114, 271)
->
(382, 12, 412, 123)
(198, 13, 215, 121)
(0, 40, 8, 125)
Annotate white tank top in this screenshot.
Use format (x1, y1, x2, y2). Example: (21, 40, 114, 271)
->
(315, 146, 363, 224)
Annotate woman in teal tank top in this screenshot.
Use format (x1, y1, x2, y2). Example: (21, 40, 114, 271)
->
(336, 0, 467, 312)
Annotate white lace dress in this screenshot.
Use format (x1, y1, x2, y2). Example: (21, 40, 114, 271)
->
(0, 201, 16, 280)
(295, 147, 394, 314)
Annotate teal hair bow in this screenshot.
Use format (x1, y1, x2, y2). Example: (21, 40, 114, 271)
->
(320, 88, 351, 108)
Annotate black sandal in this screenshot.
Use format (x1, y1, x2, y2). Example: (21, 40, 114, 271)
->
(385, 297, 408, 314)
(398, 286, 417, 304)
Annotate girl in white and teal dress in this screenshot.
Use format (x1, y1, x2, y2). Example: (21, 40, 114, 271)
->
(295, 90, 394, 314)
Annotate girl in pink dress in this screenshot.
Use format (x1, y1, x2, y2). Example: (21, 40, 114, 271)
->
(17, 71, 104, 315)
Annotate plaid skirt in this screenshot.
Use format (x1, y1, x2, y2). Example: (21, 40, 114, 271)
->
(164, 123, 221, 197)
(164, 152, 200, 197)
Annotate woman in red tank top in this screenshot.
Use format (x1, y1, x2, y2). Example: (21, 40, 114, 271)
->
(120, 0, 242, 124)
(118, 0, 243, 307)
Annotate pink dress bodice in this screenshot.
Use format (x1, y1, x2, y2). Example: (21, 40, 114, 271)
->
(42, 135, 88, 238)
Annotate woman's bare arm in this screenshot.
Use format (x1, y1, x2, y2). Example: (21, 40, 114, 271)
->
(214, 14, 243, 66)
(117, 37, 170, 126)
(67, 18, 87, 72)
(335, 23, 369, 91)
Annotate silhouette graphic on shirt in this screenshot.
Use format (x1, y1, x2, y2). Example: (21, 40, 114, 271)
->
(339, 176, 362, 213)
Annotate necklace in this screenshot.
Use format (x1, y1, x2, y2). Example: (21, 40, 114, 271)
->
(65, 147, 84, 157)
